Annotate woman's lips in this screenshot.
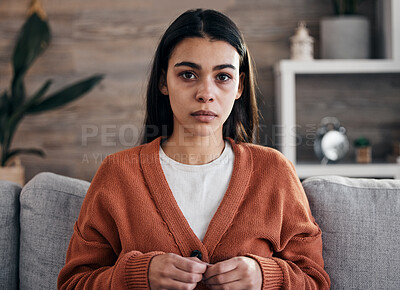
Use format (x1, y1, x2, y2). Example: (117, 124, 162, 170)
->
(191, 110, 217, 122)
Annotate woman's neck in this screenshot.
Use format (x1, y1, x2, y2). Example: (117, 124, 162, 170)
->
(161, 134, 225, 165)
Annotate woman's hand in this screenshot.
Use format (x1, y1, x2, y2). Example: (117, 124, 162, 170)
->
(203, 256, 262, 289)
(148, 253, 208, 289)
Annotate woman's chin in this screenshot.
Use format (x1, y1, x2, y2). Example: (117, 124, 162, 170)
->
(183, 126, 222, 139)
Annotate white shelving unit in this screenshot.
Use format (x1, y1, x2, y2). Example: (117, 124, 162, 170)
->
(274, 60, 400, 179)
(273, 0, 400, 179)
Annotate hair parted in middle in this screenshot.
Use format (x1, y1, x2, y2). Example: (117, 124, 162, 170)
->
(142, 8, 259, 144)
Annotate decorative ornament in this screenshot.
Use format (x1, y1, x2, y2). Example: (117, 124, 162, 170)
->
(314, 117, 349, 164)
(290, 21, 314, 61)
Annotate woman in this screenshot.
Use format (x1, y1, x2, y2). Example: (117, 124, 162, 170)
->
(58, 9, 330, 289)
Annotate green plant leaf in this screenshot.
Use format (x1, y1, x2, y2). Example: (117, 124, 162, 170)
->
(27, 74, 104, 114)
(27, 79, 53, 108)
(1, 80, 52, 159)
(0, 90, 9, 118)
(0, 90, 10, 144)
(4, 148, 45, 166)
(2, 111, 26, 167)
(10, 78, 26, 110)
(12, 13, 51, 79)
(12, 12, 51, 108)
(331, 0, 362, 15)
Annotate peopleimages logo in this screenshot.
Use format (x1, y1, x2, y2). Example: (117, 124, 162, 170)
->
(79, 123, 319, 164)
(81, 124, 142, 147)
(80, 123, 318, 148)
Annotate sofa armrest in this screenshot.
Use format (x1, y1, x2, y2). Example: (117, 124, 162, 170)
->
(0, 181, 21, 289)
(19, 172, 89, 290)
(303, 176, 400, 289)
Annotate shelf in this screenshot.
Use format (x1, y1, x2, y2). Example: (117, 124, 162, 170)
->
(296, 163, 400, 179)
(273, 59, 400, 173)
(275, 59, 400, 75)
(273, 0, 400, 179)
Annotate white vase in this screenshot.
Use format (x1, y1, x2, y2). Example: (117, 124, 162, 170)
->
(320, 16, 370, 59)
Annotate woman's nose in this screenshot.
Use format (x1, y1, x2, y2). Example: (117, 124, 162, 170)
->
(197, 95, 214, 103)
(196, 79, 215, 103)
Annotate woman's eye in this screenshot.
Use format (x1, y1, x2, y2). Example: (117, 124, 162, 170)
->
(216, 74, 231, 81)
(180, 71, 196, 79)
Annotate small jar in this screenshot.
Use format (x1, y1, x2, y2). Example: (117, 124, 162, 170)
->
(354, 137, 371, 164)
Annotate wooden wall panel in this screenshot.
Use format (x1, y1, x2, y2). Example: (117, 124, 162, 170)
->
(1, 0, 387, 182)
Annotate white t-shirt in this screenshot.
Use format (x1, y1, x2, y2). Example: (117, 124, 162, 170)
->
(159, 141, 234, 241)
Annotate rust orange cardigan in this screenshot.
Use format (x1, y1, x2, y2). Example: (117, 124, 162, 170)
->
(58, 137, 330, 289)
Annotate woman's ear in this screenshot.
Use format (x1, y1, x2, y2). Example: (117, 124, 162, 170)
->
(236, 72, 245, 100)
(159, 70, 169, 95)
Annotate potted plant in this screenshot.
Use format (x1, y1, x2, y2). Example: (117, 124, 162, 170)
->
(320, 0, 370, 59)
(0, 0, 103, 185)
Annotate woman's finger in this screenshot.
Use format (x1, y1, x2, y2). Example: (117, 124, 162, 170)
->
(203, 267, 240, 285)
(169, 271, 204, 284)
(203, 258, 239, 280)
(203, 256, 262, 289)
(149, 253, 208, 289)
(172, 255, 208, 274)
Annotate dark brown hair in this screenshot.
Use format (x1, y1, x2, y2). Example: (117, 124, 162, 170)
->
(142, 8, 259, 144)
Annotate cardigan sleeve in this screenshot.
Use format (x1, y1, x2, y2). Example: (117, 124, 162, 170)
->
(247, 150, 330, 289)
(57, 223, 164, 289)
(247, 231, 329, 290)
(57, 155, 165, 289)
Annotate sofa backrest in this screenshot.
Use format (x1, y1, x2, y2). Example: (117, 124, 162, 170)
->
(3, 172, 400, 289)
(0, 180, 21, 289)
(303, 176, 400, 289)
(19, 172, 89, 290)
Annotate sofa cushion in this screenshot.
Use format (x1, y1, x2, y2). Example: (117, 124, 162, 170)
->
(19, 172, 90, 290)
(0, 181, 21, 290)
(303, 176, 400, 290)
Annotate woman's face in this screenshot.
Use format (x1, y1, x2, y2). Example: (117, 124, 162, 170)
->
(160, 37, 244, 142)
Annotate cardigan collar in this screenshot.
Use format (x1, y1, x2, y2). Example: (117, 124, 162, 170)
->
(140, 136, 253, 262)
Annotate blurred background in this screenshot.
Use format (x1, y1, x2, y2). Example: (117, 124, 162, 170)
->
(1, 0, 399, 182)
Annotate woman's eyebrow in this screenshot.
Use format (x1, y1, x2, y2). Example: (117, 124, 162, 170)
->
(174, 62, 236, 71)
(174, 61, 201, 69)
(213, 64, 236, 71)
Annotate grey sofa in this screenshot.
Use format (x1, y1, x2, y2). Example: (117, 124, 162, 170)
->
(1, 172, 400, 289)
